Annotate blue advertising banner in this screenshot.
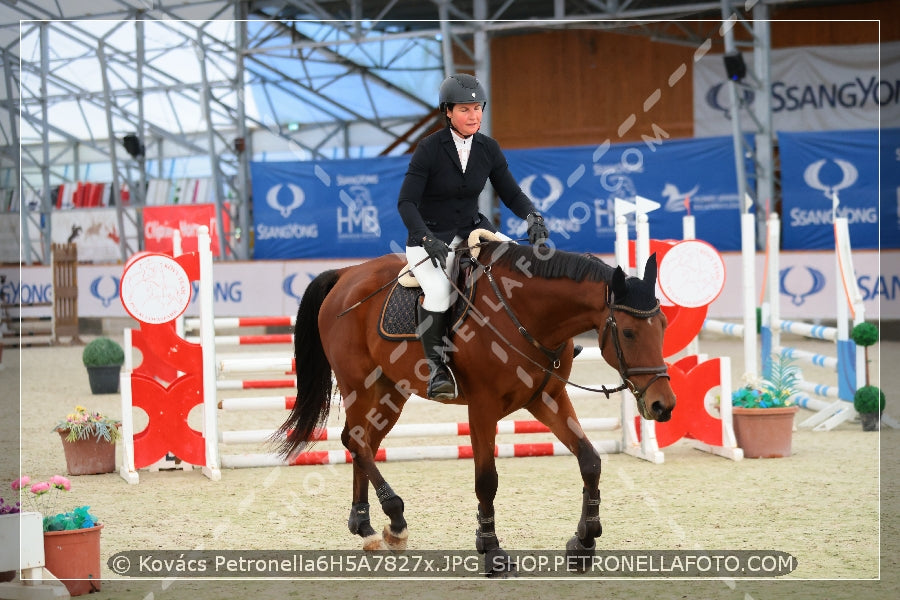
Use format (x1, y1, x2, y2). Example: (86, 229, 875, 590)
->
(778, 128, 888, 250)
(500, 136, 749, 253)
(881, 128, 900, 249)
(250, 157, 410, 258)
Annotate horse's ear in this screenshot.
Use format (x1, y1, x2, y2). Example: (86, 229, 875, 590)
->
(611, 266, 628, 301)
(643, 253, 658, 289)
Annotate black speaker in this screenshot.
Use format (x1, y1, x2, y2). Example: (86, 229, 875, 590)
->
(122, 133, 144, 158)
(723, 52, 746, 82)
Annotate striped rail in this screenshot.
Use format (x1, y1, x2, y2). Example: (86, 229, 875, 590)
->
(218, 417, 620, 445)
(220, 439, 621, 468)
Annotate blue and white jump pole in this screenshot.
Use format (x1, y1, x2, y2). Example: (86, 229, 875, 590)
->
(760, 211, 865, 431)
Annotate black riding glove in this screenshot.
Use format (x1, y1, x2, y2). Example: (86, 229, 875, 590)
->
(422, 234, 450, 269)
(526, 212, 549, 246)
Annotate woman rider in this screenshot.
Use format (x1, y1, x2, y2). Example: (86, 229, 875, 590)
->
(397, 73, 550, 400)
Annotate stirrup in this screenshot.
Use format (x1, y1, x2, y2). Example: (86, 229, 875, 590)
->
(427, 364, 457, 400)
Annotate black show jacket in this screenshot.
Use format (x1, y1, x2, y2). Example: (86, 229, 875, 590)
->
(397, 127, 536, 246)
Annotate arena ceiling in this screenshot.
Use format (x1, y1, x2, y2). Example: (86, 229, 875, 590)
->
(0, 0, 876, 261)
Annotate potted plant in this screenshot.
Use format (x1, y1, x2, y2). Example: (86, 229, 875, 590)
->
(854, 385, 885, 432)
(82, 336, 124, 394)
(851, 322, 884, 431)
(10, 475, 103, 596)
(54, 406, 121, 475)
(0, 496, 21, 582)
(731, 354, 800, 458)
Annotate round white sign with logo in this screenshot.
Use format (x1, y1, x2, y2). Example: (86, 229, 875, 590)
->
(657, 240, 726, 308)
(120, 254, 192, 324)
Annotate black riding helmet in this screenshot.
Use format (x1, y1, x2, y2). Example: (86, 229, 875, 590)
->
(439, 74, 487, 126)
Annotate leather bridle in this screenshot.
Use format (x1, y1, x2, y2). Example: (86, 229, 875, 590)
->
(599, 291, 670, 419)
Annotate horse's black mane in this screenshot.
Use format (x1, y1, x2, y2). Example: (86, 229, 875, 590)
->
(483, 242, 615, 283)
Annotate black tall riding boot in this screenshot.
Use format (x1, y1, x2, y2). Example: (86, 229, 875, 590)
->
(417, 305, 457, 400)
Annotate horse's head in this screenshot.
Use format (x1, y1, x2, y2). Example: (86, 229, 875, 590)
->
(598, 254, 676, 422)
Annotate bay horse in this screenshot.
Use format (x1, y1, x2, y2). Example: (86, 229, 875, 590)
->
(274, 240, 676, 577)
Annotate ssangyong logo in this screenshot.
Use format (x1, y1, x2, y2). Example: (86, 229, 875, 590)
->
(282, 272, 319, 302)
(790, 157, 875, 227)
(802, 158, 858, 200)
(266, 183, 305, 218)
(519, 174, 563, 213)
(257, 183, 318, 241)
(780, 266, 825, 306)
(90, 275, 120, 308)
(705, 82, 756, 120)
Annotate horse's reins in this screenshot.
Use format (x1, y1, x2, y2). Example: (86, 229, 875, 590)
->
(446, 247, 669, 409)
(335, 238, 670, 414)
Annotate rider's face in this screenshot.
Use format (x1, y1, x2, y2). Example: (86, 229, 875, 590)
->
(447, 102, 482, 137)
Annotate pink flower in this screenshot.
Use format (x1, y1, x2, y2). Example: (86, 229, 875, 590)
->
(48, 475, 71, 491)
(30, 481, 51, 495)
(11, 476, 30, 490)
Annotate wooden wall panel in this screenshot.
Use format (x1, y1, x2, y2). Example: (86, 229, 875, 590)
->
(490, 29, 695, 148)
(489, 0, 895, 150)
(771, 0, 897, 46)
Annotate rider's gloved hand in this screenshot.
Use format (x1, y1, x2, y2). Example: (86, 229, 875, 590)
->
(422, 234, 450, 269)
(526, 212, 549, 246)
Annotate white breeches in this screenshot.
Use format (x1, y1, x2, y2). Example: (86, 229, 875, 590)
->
(406, 231, 512, 312)
(406, 236, 462, 312)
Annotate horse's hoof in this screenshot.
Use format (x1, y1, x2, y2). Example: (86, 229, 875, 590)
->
(382, 525, 408, 552)
(565, 535, 595, 573)
(362, 533, 387, 551)
(483, 547, 517, 578)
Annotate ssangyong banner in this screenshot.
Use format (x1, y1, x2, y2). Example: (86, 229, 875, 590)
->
(778, 128, 892, 250)
(143, 204, 231, 256)
(693, 42, 899, 137)
(501, 135, 750, 252)
(250, 157, 410, 259)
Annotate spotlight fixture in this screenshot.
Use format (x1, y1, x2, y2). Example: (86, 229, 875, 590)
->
(122, 133, 144, 158)
(723, 51, 746, 82)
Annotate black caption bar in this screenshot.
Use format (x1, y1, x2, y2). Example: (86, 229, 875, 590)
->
(108, 550, 797, 578)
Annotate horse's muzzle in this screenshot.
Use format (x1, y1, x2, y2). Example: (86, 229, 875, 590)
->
(652, 401, 673, 422)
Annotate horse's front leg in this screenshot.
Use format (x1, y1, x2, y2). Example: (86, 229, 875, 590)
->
(468, 412, 516, 578)
(527, 391, 602, 572)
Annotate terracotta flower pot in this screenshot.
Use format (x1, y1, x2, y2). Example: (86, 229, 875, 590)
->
(732, 405, 799, 458)
(43, 524, 103, 596)
(57, 429, 116, 475)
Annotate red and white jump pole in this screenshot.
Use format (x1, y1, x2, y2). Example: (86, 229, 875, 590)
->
(219, 417, 621, 445)
(221, 440, 623, 469)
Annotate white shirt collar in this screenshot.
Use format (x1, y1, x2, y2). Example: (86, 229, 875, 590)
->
(450, 129, 472, 172)
(450, 128, 472, 145)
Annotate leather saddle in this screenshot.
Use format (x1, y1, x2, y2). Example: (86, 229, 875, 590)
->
(377, 230, 500, 341)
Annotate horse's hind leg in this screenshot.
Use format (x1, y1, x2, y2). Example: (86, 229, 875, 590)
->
(527, 391, 603, 571)
(341, 385, 409, 552)
(344, 446, 382, 550)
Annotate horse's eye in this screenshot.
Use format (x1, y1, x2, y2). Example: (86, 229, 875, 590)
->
(623, 329, 635, 340)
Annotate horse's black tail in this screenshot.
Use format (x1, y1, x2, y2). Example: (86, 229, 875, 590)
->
(272, 269, 341, 459)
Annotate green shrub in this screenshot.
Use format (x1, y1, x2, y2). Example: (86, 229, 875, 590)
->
(850, 322, 878, 347)
(853, 386, 885, 414)
(81, 337, 124, 367)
